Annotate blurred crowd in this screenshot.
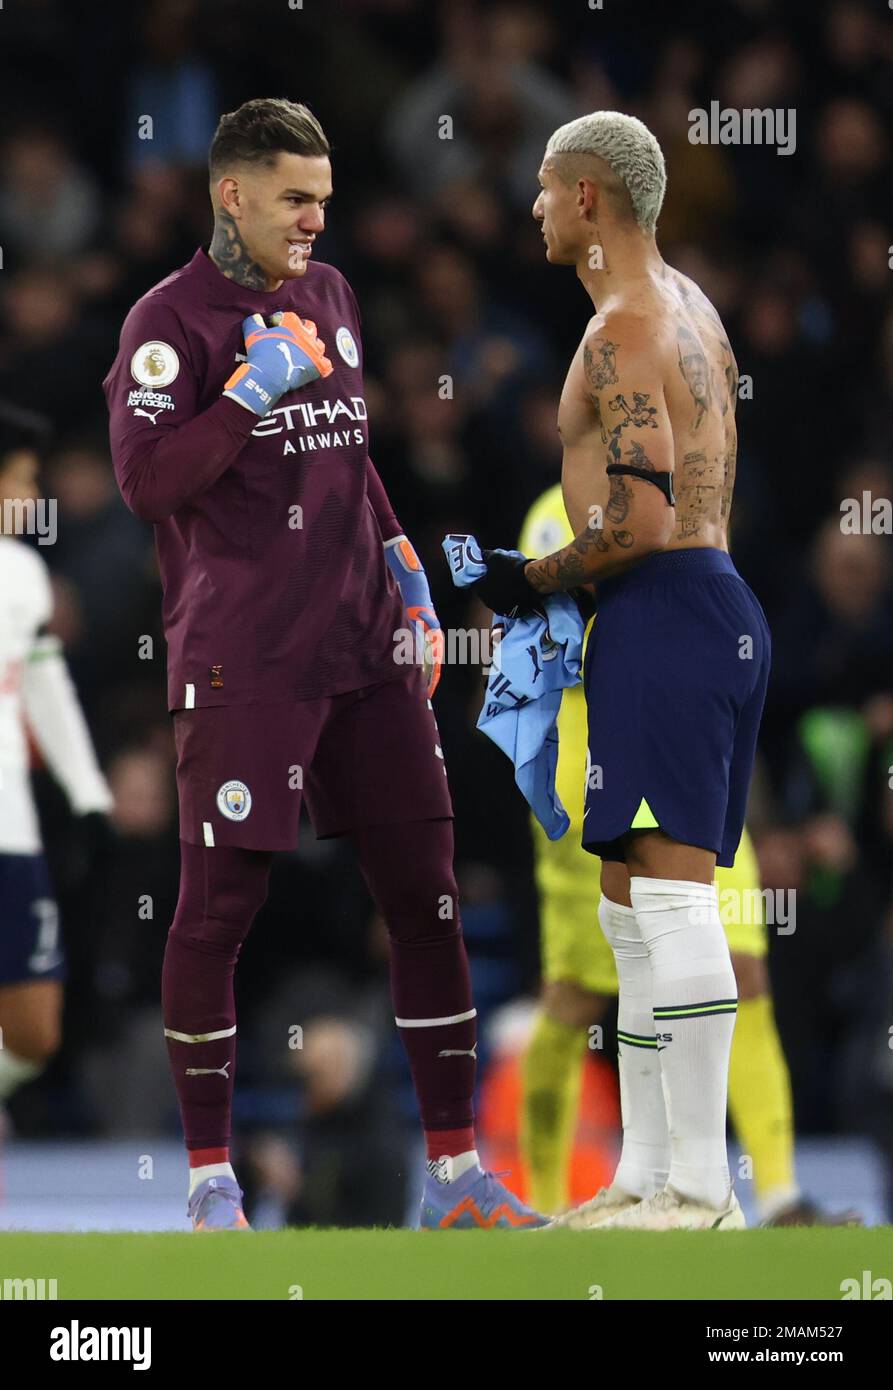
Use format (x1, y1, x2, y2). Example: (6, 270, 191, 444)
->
(1, 0, 892, 1220)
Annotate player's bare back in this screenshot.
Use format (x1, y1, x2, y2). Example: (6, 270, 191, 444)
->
(558, 264, 738, 552)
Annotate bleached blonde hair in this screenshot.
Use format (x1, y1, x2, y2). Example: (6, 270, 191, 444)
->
(545, 111, 666, 235)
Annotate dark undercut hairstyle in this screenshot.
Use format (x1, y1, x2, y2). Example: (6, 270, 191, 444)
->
(209, 97, 330, 179)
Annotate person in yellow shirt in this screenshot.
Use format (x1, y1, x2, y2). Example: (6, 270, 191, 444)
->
(517, 484, 824, 1226)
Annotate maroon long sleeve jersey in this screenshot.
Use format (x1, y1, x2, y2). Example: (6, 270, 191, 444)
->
(103, 248, 405, 710)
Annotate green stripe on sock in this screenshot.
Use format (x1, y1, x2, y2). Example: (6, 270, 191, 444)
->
(654, 1004, 738, 1019)
(617, 1031, 659, 1049)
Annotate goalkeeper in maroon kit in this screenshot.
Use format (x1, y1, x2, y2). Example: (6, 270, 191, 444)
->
(104, 98, 542, 1231)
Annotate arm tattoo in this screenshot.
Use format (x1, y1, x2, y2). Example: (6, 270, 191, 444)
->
(604, 472, 632, 524)
(534, 342, 668, 592)
(719, 338, 738, 415)
(583, 338, 619, 394)
(677, 449, 724, 537)
(626, 440, 657, 472)
(209, 212, 270, 291)
(721, 443, 736, 520)
(526, 520, 636, 593)
(676, 325, 711, 430)
(606, 391, 658, 464)
(609, 392, 658, 430)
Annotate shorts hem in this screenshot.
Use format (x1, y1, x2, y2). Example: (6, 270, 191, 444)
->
(177, 825, 298, 853)
(582, 809, 724, 864)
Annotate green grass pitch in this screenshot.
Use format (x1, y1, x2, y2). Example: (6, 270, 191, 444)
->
(0, 1228, 891, 1299)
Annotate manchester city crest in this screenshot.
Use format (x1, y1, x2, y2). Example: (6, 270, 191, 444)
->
(335, 326, 359, 367)
(216, 779, 252, 821)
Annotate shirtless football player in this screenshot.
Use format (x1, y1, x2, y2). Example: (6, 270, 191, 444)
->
(470, 111, 771, 1230)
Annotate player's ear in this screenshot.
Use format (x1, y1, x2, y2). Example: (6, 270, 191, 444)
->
(216, 175, 242, 220)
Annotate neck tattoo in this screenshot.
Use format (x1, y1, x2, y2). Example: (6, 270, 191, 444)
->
(209, 213, 273, 291)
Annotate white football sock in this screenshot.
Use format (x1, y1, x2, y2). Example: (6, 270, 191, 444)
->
(188, 1162, 237, 1197)
(598, 894, 669, 1199)
(630, 876, 737, 1210)
(0, 1048, 43, 1102)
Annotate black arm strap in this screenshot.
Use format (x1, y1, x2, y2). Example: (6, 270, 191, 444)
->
(606, 464, 676, 507)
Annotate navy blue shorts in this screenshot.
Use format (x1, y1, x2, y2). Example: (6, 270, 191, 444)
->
(0, 853, 65, 985)
(582, 549, 771, 868)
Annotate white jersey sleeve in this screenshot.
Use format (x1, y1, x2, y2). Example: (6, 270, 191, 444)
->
(0, 537, 53, 851)
(0, 538, 111, 852)
(21, 636, 114, 816)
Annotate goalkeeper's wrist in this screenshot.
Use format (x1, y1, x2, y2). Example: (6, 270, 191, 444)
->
(384, 534, 436, 617)
(223, 364, 282, 416)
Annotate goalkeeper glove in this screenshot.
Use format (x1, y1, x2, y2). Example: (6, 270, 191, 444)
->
(385, 535, 444, 697)
(224, 311, 333, 415)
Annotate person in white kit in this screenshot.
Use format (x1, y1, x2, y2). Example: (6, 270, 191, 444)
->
(0, 404, 113, 1145)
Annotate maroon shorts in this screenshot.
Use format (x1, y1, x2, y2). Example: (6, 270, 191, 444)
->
(173, 668, 453, 850)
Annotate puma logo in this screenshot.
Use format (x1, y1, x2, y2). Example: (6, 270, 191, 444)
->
(438, 1045, 477, 1060)
(134, 407, 161, 424)
(185, 1062, 231, 1079)
(277, 341, 299, 381)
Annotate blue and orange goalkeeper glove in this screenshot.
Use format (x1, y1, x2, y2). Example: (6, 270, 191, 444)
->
(224, 311, 333, 415)
(385, 535, 444, 697)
